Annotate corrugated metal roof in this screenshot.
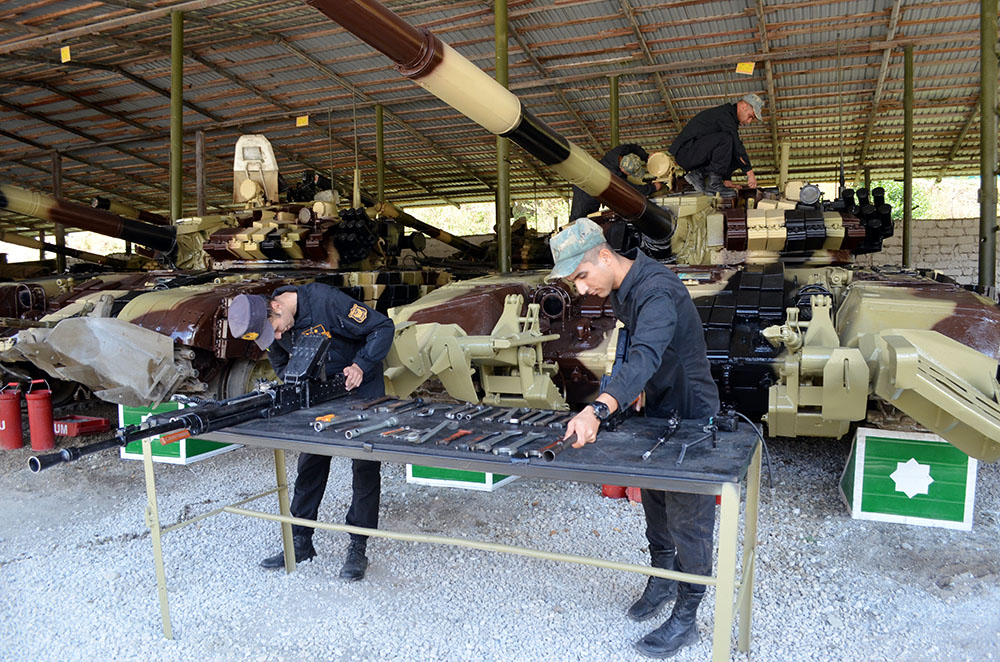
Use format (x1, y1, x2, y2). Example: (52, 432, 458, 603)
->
(0, 0, 994, 233)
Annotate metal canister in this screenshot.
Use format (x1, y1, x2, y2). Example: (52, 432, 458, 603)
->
(0, 382, 23, 450)
(26, 379, 54, 451)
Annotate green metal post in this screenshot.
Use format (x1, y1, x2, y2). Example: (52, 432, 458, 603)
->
(495, 0, 511, 273)
(50, 151, 66, 272)
(610, 75, 619, 149)
(376, 103, 385, 202)
(903, 44, 913, 268)
(170, 10, 184, 222)
(980, 0, 998, 288)
(864, 166, 871, 192)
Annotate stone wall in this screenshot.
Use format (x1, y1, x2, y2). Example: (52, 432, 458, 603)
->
(855, 217, 1000, 287)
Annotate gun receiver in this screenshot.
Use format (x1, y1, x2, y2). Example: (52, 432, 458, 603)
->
(29, 336, 347, 472)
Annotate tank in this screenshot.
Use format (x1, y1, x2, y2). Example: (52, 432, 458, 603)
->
(0, 135, 461, 406)
(314, 0, 1000, 462)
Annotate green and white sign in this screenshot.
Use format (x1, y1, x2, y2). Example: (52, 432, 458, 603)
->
(839, 427, 977, 531)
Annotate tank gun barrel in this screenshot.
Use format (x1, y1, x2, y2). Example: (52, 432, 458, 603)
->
(373, 201, 488, 259)
(0, 230, 131, 269)
(1, 182, 177, 258)
(306, 0, 675, 241)
(91, 197, 170, 226)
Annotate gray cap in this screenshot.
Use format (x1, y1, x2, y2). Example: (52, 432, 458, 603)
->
(228, 293, 275, 350)
(741, 93, 764, 120)
(546, 218, 607, 281)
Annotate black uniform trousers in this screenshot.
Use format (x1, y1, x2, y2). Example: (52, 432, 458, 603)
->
(640, 488, 715, 595)
(672, 133, 742, 179)
(289, 378, 382, 544)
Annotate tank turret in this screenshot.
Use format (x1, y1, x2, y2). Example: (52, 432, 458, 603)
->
(315, 0, 1000, 461)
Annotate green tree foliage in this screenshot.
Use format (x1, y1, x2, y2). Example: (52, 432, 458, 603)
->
(870, 180, 931, 220)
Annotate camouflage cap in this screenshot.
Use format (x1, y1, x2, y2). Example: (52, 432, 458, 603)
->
(228, 293, 275, 350)
(546, 218, 607, 281)
(741, 93, 764, 120)
(619, 153, 644, 179)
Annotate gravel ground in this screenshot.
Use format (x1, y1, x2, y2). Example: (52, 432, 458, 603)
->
(1, 411, 998, 662)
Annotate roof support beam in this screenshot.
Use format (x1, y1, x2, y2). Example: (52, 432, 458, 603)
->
(754, 0, 781, 172)
(0, 0, 236, 55)
(856, 0, 904, 176)
(619, 0, 683, 135)
(934, 101, 980, 182)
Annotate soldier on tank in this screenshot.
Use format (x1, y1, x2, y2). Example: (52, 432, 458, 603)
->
(669, 93, 764, 199)
(551, 218, 720, 659)
(569, 144, 663, 221)
(228, 284, 394, 580)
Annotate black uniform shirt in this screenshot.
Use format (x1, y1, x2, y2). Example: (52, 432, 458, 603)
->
(602, 250, 720, 420)
(668, 103, 753, 173)
(570, 144, 658, 219)
(266, 283, 394, 398)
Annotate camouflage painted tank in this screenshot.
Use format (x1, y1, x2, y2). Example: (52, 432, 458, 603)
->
(313, 0, 1000, 462)
(0, 135, 460, 406)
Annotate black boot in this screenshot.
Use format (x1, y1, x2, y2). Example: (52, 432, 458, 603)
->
(339, 539, 369, 581)
(704, 173, 736, 198)
(634, 586, 704, 659)
(259, 535, 316, 569)
(683, 169, 706, 194)
(626, 548, 678, 622)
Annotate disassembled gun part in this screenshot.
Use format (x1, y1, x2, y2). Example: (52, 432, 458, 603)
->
(675, 425, 718, 465)
(641, 411, 682, 462)
(344, 416, 399, 440)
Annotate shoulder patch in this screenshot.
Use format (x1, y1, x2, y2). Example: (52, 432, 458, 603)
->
(348, 303, 368, 324)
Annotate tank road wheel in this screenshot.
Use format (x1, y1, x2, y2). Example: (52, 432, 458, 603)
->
(217, 359, 276, 400)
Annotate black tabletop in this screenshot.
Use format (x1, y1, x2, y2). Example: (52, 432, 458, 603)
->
(204, 396, 760, 496)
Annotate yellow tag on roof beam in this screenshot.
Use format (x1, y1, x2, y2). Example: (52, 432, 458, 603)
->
(736, 62, 755, 76)
(60, 46, 71, 63)
(296, 115, 309, 127)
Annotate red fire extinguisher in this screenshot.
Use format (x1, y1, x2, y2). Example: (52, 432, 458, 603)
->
(26, 379, 54, 452)
(0, 382, 23, 450)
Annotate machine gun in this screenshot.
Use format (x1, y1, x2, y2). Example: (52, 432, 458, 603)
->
(28, 335, 347, 472)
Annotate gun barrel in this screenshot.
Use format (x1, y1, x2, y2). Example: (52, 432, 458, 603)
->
(372, 201, 488, 259)
(0, 230, 131, 269)
(28, 438, 121, 472)
(1, 182, 178, 257)
(91, 197, 170, 226)
(307, 0, 674, 241)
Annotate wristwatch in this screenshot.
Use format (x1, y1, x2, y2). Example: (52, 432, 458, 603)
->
(588, 401, 611, 421)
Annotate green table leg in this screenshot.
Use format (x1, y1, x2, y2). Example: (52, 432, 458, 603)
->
(274, 449, 296, 573)
(738, 443, 762, 652)
(711, 480, 739, 662)
(142, 438, 173, 639)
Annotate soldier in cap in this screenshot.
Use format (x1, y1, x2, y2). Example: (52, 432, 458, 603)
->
(549, 218, 720, 658)
(569, 143, 663, 221)
(668, 93, 764, 199)
(228, 283, 394, 580)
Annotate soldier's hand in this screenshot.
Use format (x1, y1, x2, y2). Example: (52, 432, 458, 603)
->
(566, 409, 599, 448)
(343, 363, 364, 390)
(747, 170, 757, 188)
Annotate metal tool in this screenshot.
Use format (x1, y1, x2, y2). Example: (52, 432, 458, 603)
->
(675, 424, 718, 465)
(517, 410, 549, 426)
(462, 405, 496, 421)
(481, 407, 513, 423)
(528, 434, 577, 461)
(472, 429, 523, 452)
(641, 411, 681, 462)
(380, 426, 410, 437)
(436, 428, 473, 445)
(374, 398, 424, 414)
(455, 431, 501, 452)
(414, 420, 456, 444)
(312, 413, 367, 432)
(493, 431, 546, 455)
(344, 416, 399, 440)
(416, 405, 453, 417)
(547, 413, 574, 428)
(504, 408, 532, 424)
(531, 412, 563, 427)
(446, 404, 477, 419)
(350, 396, 397, 411)
(388, 429, 422, 442)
